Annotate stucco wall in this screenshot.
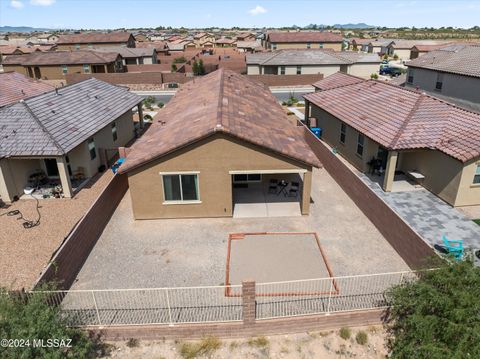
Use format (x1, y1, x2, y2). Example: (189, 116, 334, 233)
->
(247, 65, 260, 75)
(347, 63, 380, 78)
(407, 67, 480, 103)
(2, 64, 28, 76)
(451, 158, 480, 206)
(0, 158, 42, 201)
(127, 133, 312, 220)
(398, 150, 463, 206)
(310, 105, 379, 172)
(391, 48, 411, 60)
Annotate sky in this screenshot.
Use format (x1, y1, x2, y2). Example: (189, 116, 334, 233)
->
(0, 0, 479, 29)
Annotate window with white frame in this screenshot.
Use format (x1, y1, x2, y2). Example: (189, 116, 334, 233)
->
(87, 138, 96, 160)
(111, 122, 118, 142)
(473, 165, 480, 184)
(340, 123, 347, 144)
(296, 66, 302, 75)
(319, 44, 324, 48)
(435, 72, 444, 91)
(356, 133, 365, 156)
(272, 43, 277, 50)
(306, 43, 311, 49)
(83, 64, 90, 73)
(61, 65, 68, 74)
(163, 173, 199, 202)
(407, 68, 414, 84)
(280, 66, 286, 75)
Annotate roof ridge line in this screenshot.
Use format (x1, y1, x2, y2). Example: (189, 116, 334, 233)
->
(21, 101, 65, 155)
(215, 69, 225, 129)
(389, 94, 425, 149)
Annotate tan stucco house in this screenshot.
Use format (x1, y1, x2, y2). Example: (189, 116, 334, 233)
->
(247, 49, 380, 78)
(304, 72, 480, 207)
(56, 32, 136, 51)
(263, 32, 343, 51)
(118, 69, 321, 220)
(0, 78, 142, 203)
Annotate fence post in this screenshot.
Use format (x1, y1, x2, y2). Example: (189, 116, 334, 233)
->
(165, 288, 174, 327)
(325, 279, 334, 316)
(242, 280, 256, 326)
(91, 291, 101, 326)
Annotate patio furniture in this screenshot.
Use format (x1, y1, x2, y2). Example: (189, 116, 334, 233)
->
(268, 179, 278, 194)
(442, 235, 464, 260)
(277, 180, 289, 197)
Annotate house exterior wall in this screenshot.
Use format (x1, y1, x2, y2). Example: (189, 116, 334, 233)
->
(347, 63, 380, 78)
(310, 105, 379, 172)
(397, 150, 464, 206)
(127, 133, 312, 220)
(247, 65, 260, 75)
(0, 158, 42, 201)
(390, 48, 411, 60)
(267, 42, 342, 51)
(406, 67, 480, 103)
(24, 64, 86, 80)
(451, 158, 480, 207)
(2, 64, 28, 75)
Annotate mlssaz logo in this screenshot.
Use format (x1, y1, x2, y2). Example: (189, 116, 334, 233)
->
(33, 339, 72, 348)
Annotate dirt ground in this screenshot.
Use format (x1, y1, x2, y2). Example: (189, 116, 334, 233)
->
(0, 171, 113, 291)
(104, 325, 388, 359)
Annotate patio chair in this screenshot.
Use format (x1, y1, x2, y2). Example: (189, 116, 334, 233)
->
(442, 235, 464, 260)
(288, 187, 299, 197)
(291, 181, 300, 189)
(268, 179, 278, 194)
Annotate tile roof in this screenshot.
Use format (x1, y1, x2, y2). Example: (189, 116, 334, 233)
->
(119, 69, 321, 173)
(247, 49, 380, 66)
(312, 72, 365, 91)
(57, 32, 133, 44)
(406, 44, 480, 78)
(93, 47, 155, 58)
(0, 78, 142, 158)
(304, 75, 480, 162)
(3, 50, 121, 66)
(0, 72, 54, 107)
(266, 31, 343, 43)
(389, 40, 448, 49)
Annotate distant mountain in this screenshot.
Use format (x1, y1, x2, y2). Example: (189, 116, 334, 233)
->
(305, 23, 376, 29)
(0, 26, 54, 33)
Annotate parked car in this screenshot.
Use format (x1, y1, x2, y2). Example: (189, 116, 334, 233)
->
(379, 66, 403, 77)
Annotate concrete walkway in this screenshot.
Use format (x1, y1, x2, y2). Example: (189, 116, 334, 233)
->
(360, 174, 480, 265)
(288, 107, 305, 121)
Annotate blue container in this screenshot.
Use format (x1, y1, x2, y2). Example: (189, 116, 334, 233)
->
(311, 127, 322, 138)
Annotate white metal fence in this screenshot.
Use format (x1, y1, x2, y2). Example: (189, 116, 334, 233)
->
(30, 271, 418, 327)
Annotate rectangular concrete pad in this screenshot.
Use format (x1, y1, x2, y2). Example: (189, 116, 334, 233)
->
(227, 233, 332, 285)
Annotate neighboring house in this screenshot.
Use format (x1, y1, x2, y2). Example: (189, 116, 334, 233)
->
(263, 32, 343, 51)
(405, 44, 480, 104)
(236, 40, 262, 53)
(0, 71, 54, 107)
(349, 38, 371, 52)
(117, 69, 320, 220)
(95, 47, 157, 65)
(246, 49, 380, 78)
(0, 78, 142, 203)
(236, 32, 256, 42)
(215, 38, 236, 48)
(312, 71, 365, 92)
(409, 43, 453, 59)
(32, 33, 59, 43)
(0, 45, 51, 63)
(2, 50, 125, 80)
(193, 32, 216, 48)
(386, 40, 449, 60)
(56, 32, 135, 50)
(304, 72, 480, 207)
(167, 39, 196, 51)
(367, 38, 395, 54)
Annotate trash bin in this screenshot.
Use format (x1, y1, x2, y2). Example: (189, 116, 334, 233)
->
(311, 127, 322, 138)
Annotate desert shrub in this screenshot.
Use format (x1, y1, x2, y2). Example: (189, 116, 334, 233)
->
(355, 331, 368, 345)
(247, 336, 269, 348)
(339, 327, 351, 340)
(179, 336, 221, 359)
(385, 261, 480, 359)
(371, 73, 379, 79)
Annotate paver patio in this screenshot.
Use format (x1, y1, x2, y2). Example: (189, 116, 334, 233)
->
(71, 168, 410, 290)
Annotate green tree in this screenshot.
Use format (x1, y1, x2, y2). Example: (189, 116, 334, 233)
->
(384, 261, 480, 359)
(171, 63, 177, 72)
(0, 287, 99, 358)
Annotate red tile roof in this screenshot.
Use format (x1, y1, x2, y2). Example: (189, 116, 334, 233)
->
(119, 69, 321, 173)
(57, 32, 133, 44)
(304, 75, 480, 162)
(312, 72, 365, 91)
(266, 31, 343, 43)
(0, 71, 54, 107)
(3, 50, 121, 66)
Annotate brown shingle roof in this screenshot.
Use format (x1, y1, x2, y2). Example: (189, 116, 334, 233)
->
(119, 69, 321, 173)
(0, 72, 54, 107)
(406, 44, 480, 78)
(10, 50, 121, 66)
(312, 72, 365, 91)
(266, 31, 343, 43)
(304, 76, 480, 162)
(57, 32, 132, 44)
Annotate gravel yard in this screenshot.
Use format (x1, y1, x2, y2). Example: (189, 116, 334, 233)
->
(72, 168, 409, 290)
(0, 170, 113, 291)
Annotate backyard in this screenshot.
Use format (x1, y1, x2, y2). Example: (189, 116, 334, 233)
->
(71, 167, 409, 291)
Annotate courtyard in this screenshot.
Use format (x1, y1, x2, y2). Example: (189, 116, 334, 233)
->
(71, 167, 409, 290)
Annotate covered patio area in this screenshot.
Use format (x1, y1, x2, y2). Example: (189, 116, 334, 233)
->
(231, 171, 308, 218)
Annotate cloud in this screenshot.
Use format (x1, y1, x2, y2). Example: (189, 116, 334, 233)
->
(10, 0, 24, 9)
(30, 0, 56, 5)
(248, 5, 267, 16)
